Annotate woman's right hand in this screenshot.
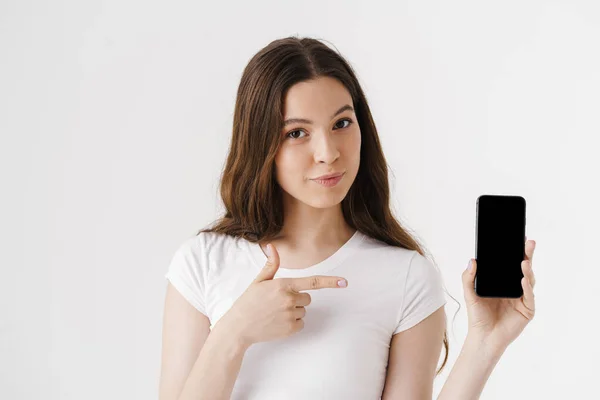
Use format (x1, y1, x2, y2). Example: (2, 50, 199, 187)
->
(220, 243, 349, 348)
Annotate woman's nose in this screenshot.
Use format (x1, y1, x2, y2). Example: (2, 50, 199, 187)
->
(312, 132, 340, 163)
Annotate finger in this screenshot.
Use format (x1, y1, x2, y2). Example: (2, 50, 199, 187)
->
(253, 243, 280, 283)
(292, 318, 305, 332)
(293, 292, 312, 307)
(285, 275, 348, 292)
(462, 258, 477, 302)
(521, 276, 535, 314)
(293, 306, 306, 320)
(522, 260, 536, 289)
(524, 239, 536, 262)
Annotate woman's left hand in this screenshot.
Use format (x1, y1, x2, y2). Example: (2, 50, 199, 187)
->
(462, 238, 537, 352)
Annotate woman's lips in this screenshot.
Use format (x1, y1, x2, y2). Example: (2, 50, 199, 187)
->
(311, 172, 345, 187)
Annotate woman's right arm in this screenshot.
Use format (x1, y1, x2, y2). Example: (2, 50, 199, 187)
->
(177, 315, 248, 400)
(159, 282, 249, 400)
(160, 242, 347, 400)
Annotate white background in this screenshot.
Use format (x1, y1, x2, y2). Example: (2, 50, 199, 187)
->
(1, 0, 598, 398)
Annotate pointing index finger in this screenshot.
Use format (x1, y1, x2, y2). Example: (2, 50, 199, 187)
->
(285, 276, 348, 292)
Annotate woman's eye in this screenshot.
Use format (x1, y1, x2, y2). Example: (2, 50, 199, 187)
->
(335, 118, 353, 129)
(285, 118, 353, 140)
(287, 130, 306, 139)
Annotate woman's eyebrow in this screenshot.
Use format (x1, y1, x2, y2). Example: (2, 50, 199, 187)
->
(283, 104, 354, 127)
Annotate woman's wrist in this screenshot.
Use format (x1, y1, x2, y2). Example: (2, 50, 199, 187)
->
(465, 331, 507, 360)
(212, 313, 253, 353)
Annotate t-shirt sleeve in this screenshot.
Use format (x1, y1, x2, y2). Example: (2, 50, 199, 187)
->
(164, 237, 208, 316)
(394, 251, 447, 334)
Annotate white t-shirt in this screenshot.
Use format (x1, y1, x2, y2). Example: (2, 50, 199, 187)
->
(164, 229, 447, 400)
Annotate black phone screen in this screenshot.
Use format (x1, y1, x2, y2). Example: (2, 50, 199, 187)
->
(475, 195, 526, 298)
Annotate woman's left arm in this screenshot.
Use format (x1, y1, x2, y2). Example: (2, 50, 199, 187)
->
(437, 239, 537, 400)
(382, 239, 537, 400)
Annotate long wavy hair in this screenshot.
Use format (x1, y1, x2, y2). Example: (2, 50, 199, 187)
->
(197, 36, 459, 375)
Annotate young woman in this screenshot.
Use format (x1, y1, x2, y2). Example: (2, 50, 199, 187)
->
(159, 37, 537, 400)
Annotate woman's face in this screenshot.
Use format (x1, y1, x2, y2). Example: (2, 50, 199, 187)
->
(275, 76, 361, 209)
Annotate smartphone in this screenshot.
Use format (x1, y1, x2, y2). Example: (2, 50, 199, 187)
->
(475, 195, 526, 298)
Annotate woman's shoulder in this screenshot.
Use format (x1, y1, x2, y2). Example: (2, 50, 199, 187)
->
(359, 233, 417, 264)
(176, 230, 251, 264)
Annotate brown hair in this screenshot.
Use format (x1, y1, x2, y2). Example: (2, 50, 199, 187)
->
(197, 36, 459, 376)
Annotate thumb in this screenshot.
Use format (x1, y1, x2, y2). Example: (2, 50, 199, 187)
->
(253, 243, 280, 283)
(462, 258, 477, 303)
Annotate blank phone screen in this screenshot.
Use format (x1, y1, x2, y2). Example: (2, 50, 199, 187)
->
(475, 195, 526, 298)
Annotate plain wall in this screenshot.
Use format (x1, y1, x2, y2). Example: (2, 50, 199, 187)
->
(1, 0, 598, 398)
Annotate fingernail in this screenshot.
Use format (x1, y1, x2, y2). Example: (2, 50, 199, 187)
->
(467, 259, 472, 271)
(337, 279, 347, 287)
(265, 244, 271, 257)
